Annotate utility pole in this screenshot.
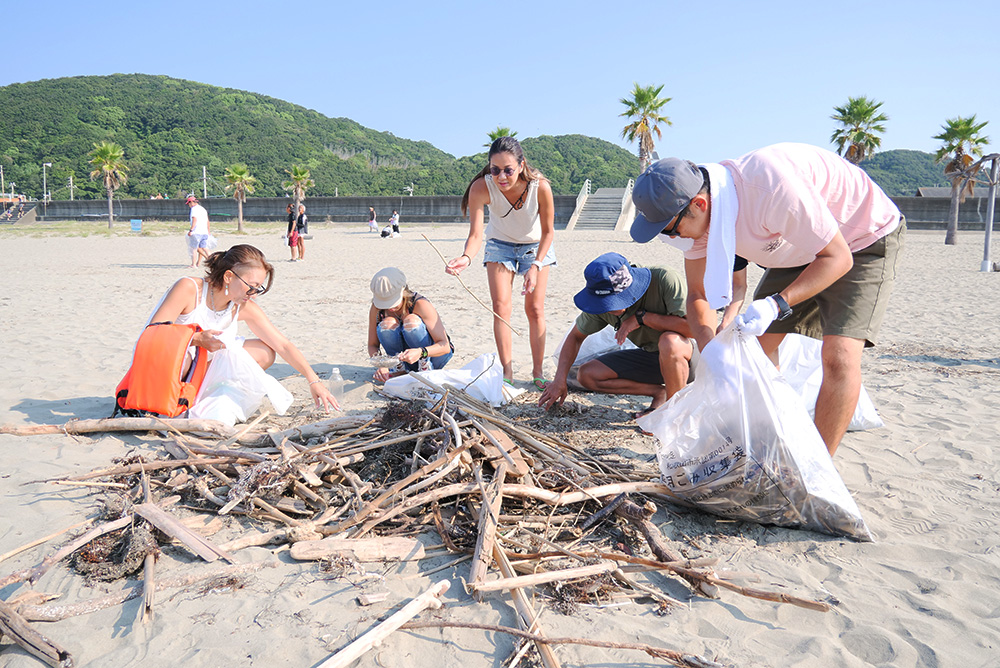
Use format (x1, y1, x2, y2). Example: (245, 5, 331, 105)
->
(202, 166, 207, 199)
(1, 165, 4, 194)
(68, 175, 74, 201)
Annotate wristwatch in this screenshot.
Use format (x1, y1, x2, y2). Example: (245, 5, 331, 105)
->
(420, 347, 429, 359)
(635, 309, 646, 326)
(770, 294, 793, 321)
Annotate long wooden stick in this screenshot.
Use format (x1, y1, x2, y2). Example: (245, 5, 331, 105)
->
(468, 462, 507, 599)
(317, 580, 450, 668)
(0, 519, 93, 565)
(0, 517, 133, 589)
(473, 562, 617, 593)
(400, 620, 725, 668)
(421, 233, 520, 336)
(492, 540, 562, 668)
(0, 417, 235, 439)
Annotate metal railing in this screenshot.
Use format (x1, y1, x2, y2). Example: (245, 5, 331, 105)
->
(620, 178, 634, 211)
(577, 179, 591, 208)
(614, 179, 637, 232)
(565, 179, 591, 231)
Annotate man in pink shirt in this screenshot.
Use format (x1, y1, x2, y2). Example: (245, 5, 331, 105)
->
(630, 143, 904, 456)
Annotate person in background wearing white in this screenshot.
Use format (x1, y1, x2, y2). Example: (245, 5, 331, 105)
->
(186, 195, 211, 268)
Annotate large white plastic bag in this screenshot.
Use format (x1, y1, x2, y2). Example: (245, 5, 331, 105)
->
(638, 326, 872, 541)
(189, 334, 293, 427)
(383, 353, 511, 406)
(778, 334, 884, 431)
(551, 324, 638, 389)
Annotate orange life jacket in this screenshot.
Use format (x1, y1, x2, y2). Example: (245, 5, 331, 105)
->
(113, 322, 209, 418)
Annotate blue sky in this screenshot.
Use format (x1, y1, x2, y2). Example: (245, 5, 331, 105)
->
(4, 0, 997, 163)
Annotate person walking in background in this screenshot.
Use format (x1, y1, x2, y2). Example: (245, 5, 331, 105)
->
(186, 195, 211, 268)
(367, 267, 453, 382)
(368, 206, 378, 233)
(446, 137, 556, 389)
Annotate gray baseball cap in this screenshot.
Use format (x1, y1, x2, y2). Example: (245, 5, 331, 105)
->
(629, 158, 704, 243)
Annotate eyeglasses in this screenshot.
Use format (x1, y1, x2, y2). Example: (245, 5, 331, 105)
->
(659, 211, 685, 238)
(231, 270, 267, 297)
(489, 165, 518, 177)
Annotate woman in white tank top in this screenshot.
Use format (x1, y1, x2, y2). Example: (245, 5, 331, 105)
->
(146, 244, 339, 411)
(446, 137, 556, 388)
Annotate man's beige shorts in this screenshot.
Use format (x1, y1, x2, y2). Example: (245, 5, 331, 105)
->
(753, 218, 906, 347)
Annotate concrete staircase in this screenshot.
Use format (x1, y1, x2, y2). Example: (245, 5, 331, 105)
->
(0, 202, 37, 225)
(571, 188, 626, 230)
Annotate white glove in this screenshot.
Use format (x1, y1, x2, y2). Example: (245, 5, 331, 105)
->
(735, 297, 780, 336)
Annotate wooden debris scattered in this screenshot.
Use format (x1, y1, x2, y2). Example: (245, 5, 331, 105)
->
(0, 384, 837, 666)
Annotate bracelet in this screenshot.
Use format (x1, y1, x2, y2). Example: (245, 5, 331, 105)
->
(461, 253, 471, 262)
(308, 380, 323, 385)
(420, 347, 429, 359)
(531, 260, 544, 270)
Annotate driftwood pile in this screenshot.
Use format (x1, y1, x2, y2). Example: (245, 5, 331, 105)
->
(0, 374, 834, 667)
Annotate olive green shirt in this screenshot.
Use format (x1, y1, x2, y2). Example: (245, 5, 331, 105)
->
(575, 266, 687, 353)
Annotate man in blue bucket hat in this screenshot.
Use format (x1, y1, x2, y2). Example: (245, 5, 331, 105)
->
(538, 252, 694, 419)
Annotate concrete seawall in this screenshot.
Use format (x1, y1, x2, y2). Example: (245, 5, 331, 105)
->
(36, 195, 580, 229)
(32, 194, 1000, 230)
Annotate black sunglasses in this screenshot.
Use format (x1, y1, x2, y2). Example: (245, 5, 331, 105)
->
(231, 270, 267, 297)
(489, 165, 518, 177)
(659, 212, 684, 237)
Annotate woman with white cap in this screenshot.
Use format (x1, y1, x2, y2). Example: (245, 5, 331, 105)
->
(367, 267, 453, 382)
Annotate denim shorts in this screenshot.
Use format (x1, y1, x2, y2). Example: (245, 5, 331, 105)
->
(190, 234, 210, 248)
(483, 238, 557, 275)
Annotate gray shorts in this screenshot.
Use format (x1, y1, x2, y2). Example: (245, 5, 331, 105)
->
(753, 218, 905, 347)
(593, 344, 698, 385)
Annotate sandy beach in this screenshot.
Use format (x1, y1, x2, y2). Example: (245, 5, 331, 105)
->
(1, 222, 999, 667)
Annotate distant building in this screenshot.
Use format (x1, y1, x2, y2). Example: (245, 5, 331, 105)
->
(916, 186, 998, 198)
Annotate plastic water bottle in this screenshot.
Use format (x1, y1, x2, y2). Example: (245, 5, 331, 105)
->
(327, 368, 345, 403)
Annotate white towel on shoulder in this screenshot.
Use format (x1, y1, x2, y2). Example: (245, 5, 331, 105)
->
(700, 162, 739, 310)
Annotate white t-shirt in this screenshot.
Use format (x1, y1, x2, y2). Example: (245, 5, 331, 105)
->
(189, 204, 209, 235)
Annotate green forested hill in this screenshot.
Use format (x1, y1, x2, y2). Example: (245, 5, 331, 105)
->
(859, 149, 950, 196)
(0, 74, 640, 199)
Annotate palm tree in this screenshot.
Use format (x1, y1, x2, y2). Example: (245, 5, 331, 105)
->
(830, 96, 889, 164)
(88, 141, 128, 229)
(484, 126, 517, 148)
(282, 165, 314, 217)
(934, 115, 990, 245)
(224, 163, 257, 233)
(619, 83, 672, 172)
